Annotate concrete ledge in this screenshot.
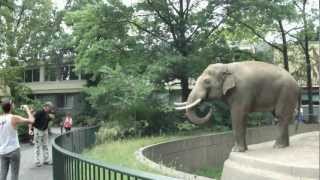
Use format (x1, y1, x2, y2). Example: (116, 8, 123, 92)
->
(136, 145, 213, 180)
(136, 124, 318, 179)
(23, 80, 86, 94)
(221, 131, 319, 180)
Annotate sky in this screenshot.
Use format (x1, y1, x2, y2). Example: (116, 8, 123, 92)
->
(53, 0, 319, 11)
(52, 0, 138, 9)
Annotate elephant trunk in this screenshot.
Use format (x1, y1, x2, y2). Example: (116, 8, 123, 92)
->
(185, 93, 212, 124)
(186, 108, 212, 124)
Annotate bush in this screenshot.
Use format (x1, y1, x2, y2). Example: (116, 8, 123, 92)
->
(176, 120, 197, 131)
(17, 124, 30, 142)
(248, 112, 274, 127)
(84, 66, 185, 141)
(76, 115, 98, 126)
(17, 124, 28, 136)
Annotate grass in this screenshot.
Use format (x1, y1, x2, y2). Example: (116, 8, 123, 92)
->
(83, 136, 175, 173)
(83, 133, 223, 179)
(194, 167, 223, 179)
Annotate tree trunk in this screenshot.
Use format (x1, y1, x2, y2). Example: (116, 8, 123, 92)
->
(180, 76, 190, 101)
(305, 44, 314, 122)
(302, 0, 314, 123)
(278, 20, 289, 71)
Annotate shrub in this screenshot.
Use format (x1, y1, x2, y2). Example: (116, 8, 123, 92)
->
(248, 112, 274, 127)
(84, 66, 184, 140)
(17, 124, 29, 137)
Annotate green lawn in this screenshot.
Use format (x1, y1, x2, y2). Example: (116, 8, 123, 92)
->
(83, 136, 172, 173)
(195, 167, 223, 180)
(83, 134, 223, 179)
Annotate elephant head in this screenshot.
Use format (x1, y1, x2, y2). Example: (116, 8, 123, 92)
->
(175, 63, 236, 124)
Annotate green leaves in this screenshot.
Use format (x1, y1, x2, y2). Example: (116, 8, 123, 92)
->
(85, 65, 154, 115)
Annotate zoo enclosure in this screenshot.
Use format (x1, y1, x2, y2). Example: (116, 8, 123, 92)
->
(141, 124, 319, 174)
(52, 126, 178, 180)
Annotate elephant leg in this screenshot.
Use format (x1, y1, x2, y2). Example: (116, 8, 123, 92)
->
(273, 91, 294, 148)
(231, 107, 248, 152)
(274, 114, 291, 148)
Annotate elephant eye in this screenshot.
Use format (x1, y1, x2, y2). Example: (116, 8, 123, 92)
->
(204, 78, 210, 85)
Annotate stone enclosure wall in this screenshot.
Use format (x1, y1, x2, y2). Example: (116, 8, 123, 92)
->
(141, 124, 318, 174)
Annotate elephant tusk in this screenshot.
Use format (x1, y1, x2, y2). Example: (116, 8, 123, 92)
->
(174, 101, 188, 106)
(174, 99, 202, 110)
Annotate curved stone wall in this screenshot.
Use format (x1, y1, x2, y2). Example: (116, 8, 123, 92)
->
(138, 124, 318, 176)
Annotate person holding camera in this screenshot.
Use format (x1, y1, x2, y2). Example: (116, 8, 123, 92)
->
(0, 99, 34, 180)
(28, 102, 54, 167)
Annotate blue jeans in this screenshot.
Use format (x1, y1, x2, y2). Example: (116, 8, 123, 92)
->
(0, 148, 20, 180)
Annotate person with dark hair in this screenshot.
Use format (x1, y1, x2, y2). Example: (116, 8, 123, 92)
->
(0, 99, 34, 180)
(28, 101, 54, 167)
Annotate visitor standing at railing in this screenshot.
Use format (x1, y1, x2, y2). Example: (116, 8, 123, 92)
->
(0, 99, 34, 180)
(28, 102, 55, 167)
(63, 112, 73, 133)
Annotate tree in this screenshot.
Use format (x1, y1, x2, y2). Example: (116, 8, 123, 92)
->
(0, 0, 75, 106)
(0, 0, 55, 97)
(227, 0, 299, 72)
(64, 0, 254, 135)
(131, 0, 236, 100)
(66, 0, 241, 102)
(291, 0, 319, 122)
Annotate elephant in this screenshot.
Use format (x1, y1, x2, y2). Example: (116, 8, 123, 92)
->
(175, 61, 300, 152)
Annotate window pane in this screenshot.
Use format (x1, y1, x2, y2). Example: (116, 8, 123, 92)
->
(57, 95, 64, 108)
(33, 69, 40, 82)
(45, 67, 57, 81)
(24, 70, 33, 82)
(69, 66, 78, 80)
(65, 95, 74, 107)
(36, 95, 56, 106)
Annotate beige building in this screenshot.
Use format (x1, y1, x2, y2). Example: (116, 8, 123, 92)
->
(21, 63, 86, 114)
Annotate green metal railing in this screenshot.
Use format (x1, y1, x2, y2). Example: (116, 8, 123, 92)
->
(52, 126, 179, 180)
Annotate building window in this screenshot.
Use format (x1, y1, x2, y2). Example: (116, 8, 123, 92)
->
(45, 66, 57, 81)
(65, 95, 74, 107)
(24, 69, 40, 82)
(57, 94, 74, 108)
(61, 65, 78, 80)
(34, 95, 56, 106)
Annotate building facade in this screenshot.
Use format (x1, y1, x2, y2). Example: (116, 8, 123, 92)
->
(21, 63, 86, 114)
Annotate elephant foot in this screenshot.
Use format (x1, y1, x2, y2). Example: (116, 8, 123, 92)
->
(232, 145, 247, 152)
(273, 141, 289, 149)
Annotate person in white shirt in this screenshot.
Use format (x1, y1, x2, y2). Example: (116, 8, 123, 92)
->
(0, 99, 34, 180)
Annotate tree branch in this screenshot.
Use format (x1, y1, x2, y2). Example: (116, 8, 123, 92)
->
(128, 20, 171, 43)
(146, 0, 177, 42)
(184, 0, 191, 18)
(287, 33, 305, 51)
(204, 15, 226, 39)
(165, 0, 179, 15)
(185, 25, 201, 42)
(15, 3, 26, 32)
(284, 26, 303, 35)
(231, 16, 283, 52)
(187, 0, 203, 13)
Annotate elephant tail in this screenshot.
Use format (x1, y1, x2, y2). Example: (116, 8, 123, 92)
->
(294, 89, 302, 133)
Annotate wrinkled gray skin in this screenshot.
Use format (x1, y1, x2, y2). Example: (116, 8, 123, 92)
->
(186, 61, 300, 152)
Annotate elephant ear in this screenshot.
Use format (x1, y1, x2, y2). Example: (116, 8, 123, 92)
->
(222, 74, 236, 95)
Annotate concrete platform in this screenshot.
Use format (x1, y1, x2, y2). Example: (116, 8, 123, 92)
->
(221, 131, 319, 180)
